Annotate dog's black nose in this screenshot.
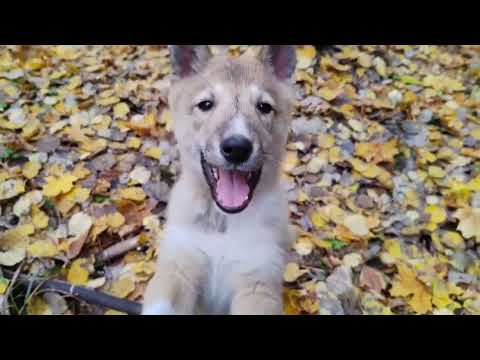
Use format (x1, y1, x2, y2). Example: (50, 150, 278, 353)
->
(220, 136, 253, 164)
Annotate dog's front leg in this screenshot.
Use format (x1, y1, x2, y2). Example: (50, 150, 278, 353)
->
(142, 251, 205, 315)
(230, 277, 283, 315)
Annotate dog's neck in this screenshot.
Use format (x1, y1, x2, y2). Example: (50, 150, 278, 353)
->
(175, 165, 228, 234)
(193, 199, 227, 234)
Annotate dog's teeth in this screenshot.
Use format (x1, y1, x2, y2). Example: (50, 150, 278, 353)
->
(213, 168, 218, 180)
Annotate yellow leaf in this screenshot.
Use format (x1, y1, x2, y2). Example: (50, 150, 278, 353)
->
(293, 235, 314, 256)
(384, 239, 402, 259)
(0, 277, 9, 294)
(317, 86, 342, 101)
(25, 57, 45, 70)
(296, 189, 308, 203)
(328, 146, 343, 164)
(283, 151, 299, 173)
(66, 75, 82, 90)
(310, 211, 327, 229)
(144, 147, 162, 160)
(425, 205, 447, 224)
(72, 163, 91, 179)
(338, 103, 355, 118)
(27, 240, 58, 257)
(356, 139, 398, 164)
(27, 296, 53, 315)
(98, 96, 120, 106)
(357, 53, 372, 68)
(283, 263, 306, 283)
(440, 231, 465, 249)
(22, 161, 41, 179)
(21, 119, 41, 140)
(55, 46, 80, 60)
(159, 110, 173, 131)
(321, 55, 351, 71)
(283, 288, 303, 315)
(373, 57, 386, 76)
(432, 279, 454, 309)
(428, 166, 446, 178)
(390, 263, 432, 314)
(0, 224, 35, 246)
(67, 258, 90, 285)
(127, 137, 141, 149)
(454, 208, 480, 242)
(57, 187, 91, 215)
(318, 134, 335, 149)
(107, 276, 135, 298)
(0, 179, 25, 200)
(107, 212, 125, 229)
(113, 102, 130, 118)
(32, 206, 49, 229)
(105, 310, 127, 315)
(343, 214, 370, 237)
(119, 187, 146, 201)
(472, 128, 480, 141)
(43, 175, 77, 197)
(296, 45, 316, 69)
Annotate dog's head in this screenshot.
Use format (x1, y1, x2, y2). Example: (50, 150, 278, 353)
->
(168, 45, 296, 214)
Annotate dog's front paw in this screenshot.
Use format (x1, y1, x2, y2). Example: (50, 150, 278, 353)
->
(142, 301, 177, 315)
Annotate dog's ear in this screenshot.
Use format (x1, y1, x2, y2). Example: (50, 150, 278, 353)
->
(259, 45, 297, 81)
(169, 45, 212, 78)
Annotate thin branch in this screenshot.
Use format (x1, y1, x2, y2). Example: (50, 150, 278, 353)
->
(1, 262, 23, 315)
(2, 269, 142, 315)
(96, 236, 140, 262)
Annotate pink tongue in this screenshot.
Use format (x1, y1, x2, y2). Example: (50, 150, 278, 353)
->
(216, 169, 250, 209)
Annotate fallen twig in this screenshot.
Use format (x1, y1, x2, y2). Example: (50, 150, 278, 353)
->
(1, 262, 24, 315)
(97, 236, 140, 262)
(2, 269, 142, 315)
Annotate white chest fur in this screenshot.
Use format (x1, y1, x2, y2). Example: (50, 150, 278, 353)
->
(160, 188, 291, 314)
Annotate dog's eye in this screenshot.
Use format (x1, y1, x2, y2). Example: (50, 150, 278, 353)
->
(197, 100, 214, 112)
(257, 102, 273, 115)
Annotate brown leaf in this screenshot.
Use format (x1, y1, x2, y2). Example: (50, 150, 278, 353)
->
(359, 266, 386, 294)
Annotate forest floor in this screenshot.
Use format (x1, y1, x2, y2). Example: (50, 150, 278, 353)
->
(0, 45, 479, 315)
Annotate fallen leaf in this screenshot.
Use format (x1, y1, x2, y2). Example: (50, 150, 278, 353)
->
(390, 263, 432, 314)
(67, 258, 90, 285)
(284, 263, 307, 283)
(22, 161, 41, 179)
(119, 187, 146, 201)
(343, 214, 370, 237)
(43, 175, 77, 197)
(0, 247, 26, 266)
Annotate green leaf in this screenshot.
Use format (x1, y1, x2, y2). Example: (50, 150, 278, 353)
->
(0, 102, 8, 112)
(329, 239, 347, 250)
(93, 195, 109, 203)
(399, 75, 422, 85)
(43, 199, 55, 210)
(2, 148, 14, 159)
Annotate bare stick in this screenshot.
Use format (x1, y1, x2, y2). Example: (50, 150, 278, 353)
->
(97, 236, 140, 262)
(1, 269, 142, 315)
(1, 262, 23, 315)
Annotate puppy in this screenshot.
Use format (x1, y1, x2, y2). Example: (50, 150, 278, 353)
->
(142, 45, 297, 315)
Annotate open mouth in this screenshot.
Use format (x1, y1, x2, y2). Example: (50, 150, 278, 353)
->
(201, 152, 261, 214)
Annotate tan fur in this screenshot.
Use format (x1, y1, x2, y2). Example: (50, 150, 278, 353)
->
(142, 46, 296, 315)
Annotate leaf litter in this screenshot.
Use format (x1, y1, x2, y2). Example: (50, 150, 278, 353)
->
(0, 45, 479, 315)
